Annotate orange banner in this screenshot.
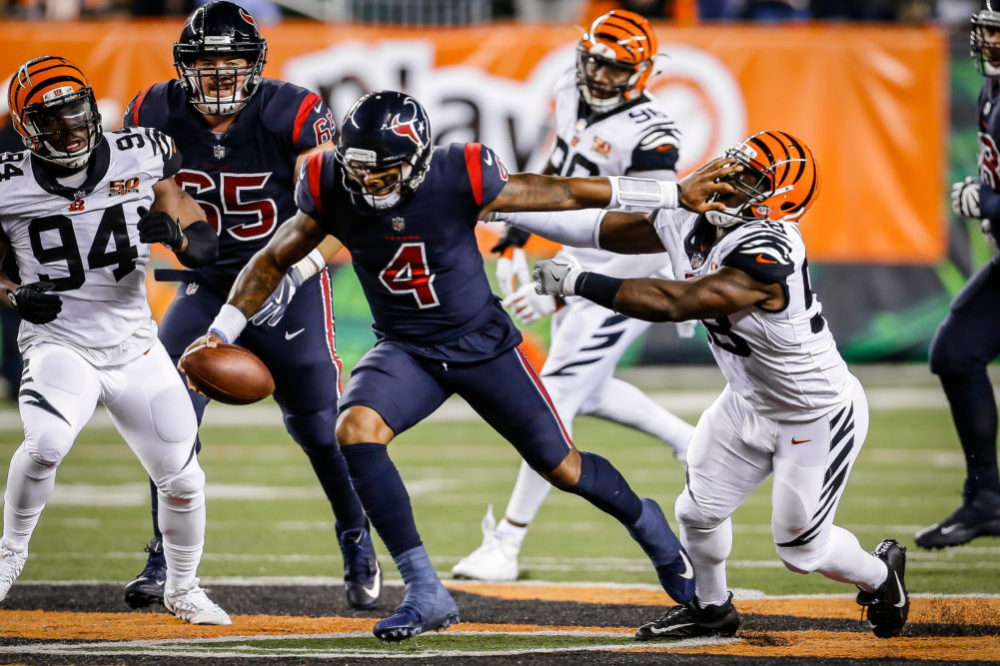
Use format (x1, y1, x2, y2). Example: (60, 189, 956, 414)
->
(0, 20, 947, 264)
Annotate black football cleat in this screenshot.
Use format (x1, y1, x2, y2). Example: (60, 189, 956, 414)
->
(372, 583, 459, 642)
(635, 593, 740, 641)
(915, 489, 1000, 549)
(124, 536, 166, 609)
(339, 526, 382, 610)
(857, 538, 909, 639)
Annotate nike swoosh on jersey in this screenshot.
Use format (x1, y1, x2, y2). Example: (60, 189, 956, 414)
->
(313, 102, 323, 113)
(285, 328, 305, 340)
(791, 437, 811, 445)
(363, 559, 382, 598)
(650, 622, 694, 634)
(756, 253, 777, 264)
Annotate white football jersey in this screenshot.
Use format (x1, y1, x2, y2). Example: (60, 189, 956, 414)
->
(549, 69, 680, 279)
(653, 210, 853, 422)
(0, 128, 180, 360)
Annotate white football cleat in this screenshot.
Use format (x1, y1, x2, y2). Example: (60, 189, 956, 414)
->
(164, 578, 232, 625)
(451, 505, 520, 582)
(0, 545, 27, 602)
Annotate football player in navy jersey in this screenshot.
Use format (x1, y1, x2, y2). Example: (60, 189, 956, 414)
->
(917, 1, 1000, 549)
(186, 90, 739, 641)
(121, 0, 381, 611)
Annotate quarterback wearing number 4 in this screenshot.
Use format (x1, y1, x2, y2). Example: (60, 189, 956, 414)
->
(0, 56, 230, 624)
(509, 130, 909, 640)
(122, 0, 381, 612)
(190, 90, 738, 641)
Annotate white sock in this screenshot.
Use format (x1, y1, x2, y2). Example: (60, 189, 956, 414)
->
(585, 378, 695, 456)
(812, 525, 889, 592)
(504, 460, 555, 527)
(495, 518, 528, 547)
(158, 489, 206, 588)
(2, 445, 58, 553)
(680, 518, 733, 608)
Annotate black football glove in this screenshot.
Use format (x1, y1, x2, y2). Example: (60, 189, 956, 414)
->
(137, 206, 184, 250)
(7, 280, 62, 324)
(489, 226, 531, 255)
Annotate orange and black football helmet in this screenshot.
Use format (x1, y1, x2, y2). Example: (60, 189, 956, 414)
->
(7, 55, 103, 170)
(971, 1, 1000, 76)
(705, 130, 820, 229)
(576, 10, 657, 112)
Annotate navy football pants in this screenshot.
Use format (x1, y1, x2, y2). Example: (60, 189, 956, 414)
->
(341, 342, 574, 473)
(929, 257, 1000, 497)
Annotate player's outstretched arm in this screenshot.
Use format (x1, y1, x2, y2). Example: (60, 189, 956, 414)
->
(142, 178, 219, 268)
(189, 211, 330, 351)
(534, 262, 784, 322)
(482, 157, 740, 215)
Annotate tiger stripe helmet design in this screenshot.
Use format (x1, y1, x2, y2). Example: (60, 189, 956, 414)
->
(576, 10, 657, 112)
(705, 130, 820, 229)
(8, 55, 103, 170)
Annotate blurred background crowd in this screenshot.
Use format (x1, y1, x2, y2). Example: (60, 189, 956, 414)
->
(0, 0, 981, 25)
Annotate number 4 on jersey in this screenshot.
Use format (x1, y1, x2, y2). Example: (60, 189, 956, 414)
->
(379, 242, 439, 308)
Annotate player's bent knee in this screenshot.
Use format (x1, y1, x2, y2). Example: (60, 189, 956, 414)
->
(336, 406, 393, 445)
(675, 489, 726, 530)
(541, 449, 580, 490)
(928, 323, 979, 376)
(775, 544, 823, 575)
(149, 382, 198, 444)
(160, 461, 206, 503)
(285, 407, 339, 451)
(23, 448, 60, 478)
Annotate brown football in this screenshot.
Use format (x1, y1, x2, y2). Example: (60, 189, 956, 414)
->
(179, 342, 275, 405)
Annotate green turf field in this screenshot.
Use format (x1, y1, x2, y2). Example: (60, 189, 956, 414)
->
(0, 392, 994, 597)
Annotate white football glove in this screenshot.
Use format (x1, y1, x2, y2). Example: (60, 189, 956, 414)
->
(984, 220, 1000, 256)
(503, 282, 557, 324)
(952, 177, 981, 219)
(250, 264, 308, 327)
(532, 250, 584, 297)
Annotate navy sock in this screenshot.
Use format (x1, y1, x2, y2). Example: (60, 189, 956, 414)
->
(568, 451, 643, 525)
(303, 446, 368, 533)
(939, 371, 1000, 497)
(341, 442, 423, 558)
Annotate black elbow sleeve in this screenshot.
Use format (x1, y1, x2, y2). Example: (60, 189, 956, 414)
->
(176, 221, 218, 268)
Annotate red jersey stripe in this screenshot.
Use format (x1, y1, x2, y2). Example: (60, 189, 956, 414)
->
(130, 86, 154, 127)
(292, 93, 322, 145)
(464, 142, 484, 206)
(306, 152, 324, 215)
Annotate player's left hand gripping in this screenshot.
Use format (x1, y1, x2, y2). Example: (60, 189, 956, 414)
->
(178, 332, 223, 394)
(137, 206, 184, 250)
(951, 177, 982, 219)
(532, 251, 583, 297)
(249, 269, 302, 327)
(7, 280, 62, 324)
(501, 249, 555, 323)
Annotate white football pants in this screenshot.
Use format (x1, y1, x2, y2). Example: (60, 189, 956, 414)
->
(674, 377, 888, 606)
(2, 340, 207, 586)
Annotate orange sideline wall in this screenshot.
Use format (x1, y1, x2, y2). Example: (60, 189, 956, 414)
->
(0, 21, 947, 267)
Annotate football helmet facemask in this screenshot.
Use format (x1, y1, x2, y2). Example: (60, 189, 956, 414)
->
(173, 0, 268, 116)
(335, 90, 432, 211)
(705, 130, 820, 229)
(972, 1, 1000, 77)
(8, 55, 103, 170)
(576, 10, 657, 112)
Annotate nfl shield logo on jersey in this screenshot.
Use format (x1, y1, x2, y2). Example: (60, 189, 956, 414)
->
(392, 217, 405, 232)
(213, 145, 225, 159)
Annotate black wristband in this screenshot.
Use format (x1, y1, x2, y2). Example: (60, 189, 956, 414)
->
(575, 272, 624, 310)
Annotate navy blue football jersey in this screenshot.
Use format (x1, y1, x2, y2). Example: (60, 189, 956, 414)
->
(296, 142, 521, 362)
(979, 79, 1000, 201)
(123, 78, 334, 294)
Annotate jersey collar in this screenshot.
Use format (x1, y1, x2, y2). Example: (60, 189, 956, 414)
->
(576, 93, 650, 128)
(30, 139, 111, 201)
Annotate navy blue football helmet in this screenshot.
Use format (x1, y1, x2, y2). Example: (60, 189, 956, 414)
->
(173, 1, 268, 116)
(335, 90, 432, 210)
